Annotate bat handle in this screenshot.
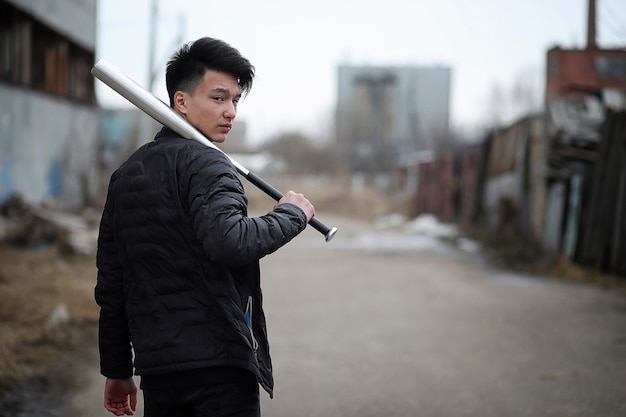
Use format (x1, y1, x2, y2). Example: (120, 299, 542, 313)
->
(245, 171, 338, 242)
(310, 217, 339, 242)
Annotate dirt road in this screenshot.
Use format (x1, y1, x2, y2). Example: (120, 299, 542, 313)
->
(70, 214, 626, 416)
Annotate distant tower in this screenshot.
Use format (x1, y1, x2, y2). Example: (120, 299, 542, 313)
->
(336, 65, 451, 178)
(586, 0, 596, 50)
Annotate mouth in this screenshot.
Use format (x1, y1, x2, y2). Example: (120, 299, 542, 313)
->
(219, 124, 232, 133)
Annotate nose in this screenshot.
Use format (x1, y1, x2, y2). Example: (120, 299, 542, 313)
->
(224, 103, 236, 120)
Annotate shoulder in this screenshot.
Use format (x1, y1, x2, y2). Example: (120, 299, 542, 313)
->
(152, 127, 230, 164)
(164, 141, 239, 187)
(146, 136, 227, 165)
(177, 141, 231, 169)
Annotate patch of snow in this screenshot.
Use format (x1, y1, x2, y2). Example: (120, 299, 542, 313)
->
(406, 214, 458, 239)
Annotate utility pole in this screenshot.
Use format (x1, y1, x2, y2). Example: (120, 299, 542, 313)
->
(146, 0, 186, 94)
(147, 0, 158, 93)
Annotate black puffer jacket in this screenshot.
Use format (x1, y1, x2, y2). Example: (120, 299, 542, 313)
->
(95, 127, 307, 397)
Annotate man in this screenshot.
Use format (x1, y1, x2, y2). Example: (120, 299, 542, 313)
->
(95, 37, 314, 417)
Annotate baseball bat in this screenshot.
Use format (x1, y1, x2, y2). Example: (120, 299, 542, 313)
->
(92, 59, 337, 242)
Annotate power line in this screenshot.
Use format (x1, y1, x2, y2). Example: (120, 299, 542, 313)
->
(600, 0, 626, 44)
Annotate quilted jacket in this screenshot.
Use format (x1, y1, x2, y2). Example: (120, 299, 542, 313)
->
(95, 127, 307, 397)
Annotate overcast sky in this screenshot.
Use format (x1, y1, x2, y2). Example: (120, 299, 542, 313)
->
(95, 0, 626, 143)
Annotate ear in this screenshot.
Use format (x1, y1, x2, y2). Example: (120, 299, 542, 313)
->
(173, 91, 187, 115)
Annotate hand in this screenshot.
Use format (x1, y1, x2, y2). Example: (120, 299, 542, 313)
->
(104, 377, 138, 416)
(276, 190, 315, 221)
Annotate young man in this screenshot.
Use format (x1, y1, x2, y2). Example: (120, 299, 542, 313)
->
(95, 37, 314, 417)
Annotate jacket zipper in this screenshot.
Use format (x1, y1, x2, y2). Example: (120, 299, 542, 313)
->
(244, 296, 259, 351)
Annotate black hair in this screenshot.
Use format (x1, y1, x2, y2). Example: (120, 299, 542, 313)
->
(165, 37, 255, 106)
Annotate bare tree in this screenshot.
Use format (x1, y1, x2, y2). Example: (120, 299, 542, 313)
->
(483, 67, 543, 129)
(261, 131, 340, 176)
(511, 67, 543, 117)
(485, 82, 508, 127)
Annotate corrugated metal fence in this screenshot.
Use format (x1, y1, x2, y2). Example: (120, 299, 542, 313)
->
(577, 110, 626, 275)
(411, 109, 626, 277)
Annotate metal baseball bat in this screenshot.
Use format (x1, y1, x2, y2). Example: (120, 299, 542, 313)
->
(92, 59, 338, 242)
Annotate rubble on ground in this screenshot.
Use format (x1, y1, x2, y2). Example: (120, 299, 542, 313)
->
(0, 193, 99, 256)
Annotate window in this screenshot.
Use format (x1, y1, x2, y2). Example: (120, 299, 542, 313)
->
(0, 2, 27, 82)
(595, 55, 626, 80)
(0, 0, 95, 104)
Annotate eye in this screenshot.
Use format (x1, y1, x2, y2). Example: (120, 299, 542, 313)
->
(213, 96, 224, 102)
(233, 99, 240, 106)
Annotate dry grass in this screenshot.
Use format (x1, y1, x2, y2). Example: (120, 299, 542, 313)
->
(0, 246, 99, 392)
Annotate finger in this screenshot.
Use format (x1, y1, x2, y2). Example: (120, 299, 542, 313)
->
(130, 391, 138, 411)
(104, 402, 117, 413)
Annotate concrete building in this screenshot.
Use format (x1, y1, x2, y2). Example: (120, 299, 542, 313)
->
(335, 65, 451, 177)
(0, 0, 99, 209)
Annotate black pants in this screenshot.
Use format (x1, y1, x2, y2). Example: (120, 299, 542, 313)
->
(141, 368, 260, 417)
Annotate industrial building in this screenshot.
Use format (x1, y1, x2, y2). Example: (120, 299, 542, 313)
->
(0, 0, 99, 209)
(335, 65, 451, 180)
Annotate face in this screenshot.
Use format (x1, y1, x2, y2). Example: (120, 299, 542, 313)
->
(173, 70, 242, 143)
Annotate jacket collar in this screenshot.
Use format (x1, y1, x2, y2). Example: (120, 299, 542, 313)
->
(154, 126, 178, 141)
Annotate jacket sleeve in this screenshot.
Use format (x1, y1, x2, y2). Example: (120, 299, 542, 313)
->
(182, 146, 308, 264)
(94, 183, 134, 379)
